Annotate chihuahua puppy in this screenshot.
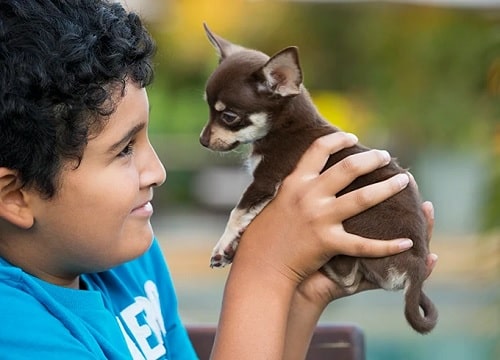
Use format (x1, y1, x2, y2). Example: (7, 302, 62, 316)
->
(199, 23, 437, 334)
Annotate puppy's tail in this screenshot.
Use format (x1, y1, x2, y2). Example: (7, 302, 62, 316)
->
(404, 280, 438, 334)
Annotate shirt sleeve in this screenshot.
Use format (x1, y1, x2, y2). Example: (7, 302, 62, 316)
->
(0, 274, 126, 360)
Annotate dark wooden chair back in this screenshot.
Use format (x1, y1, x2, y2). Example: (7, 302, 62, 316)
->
(186, 323, 365, 360)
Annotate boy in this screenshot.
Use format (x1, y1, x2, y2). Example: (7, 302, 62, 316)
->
(0, 1, 436, 359)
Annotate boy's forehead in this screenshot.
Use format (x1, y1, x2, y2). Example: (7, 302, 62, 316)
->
(89, 83, 149, 145)
(108, 83, 148, 127)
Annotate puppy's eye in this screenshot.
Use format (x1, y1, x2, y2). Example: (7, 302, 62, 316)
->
(221, 111, 239, 125)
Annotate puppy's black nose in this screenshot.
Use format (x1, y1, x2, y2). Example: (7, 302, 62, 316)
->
(200, 127, 211, 148)
(200, 134, 209, 148)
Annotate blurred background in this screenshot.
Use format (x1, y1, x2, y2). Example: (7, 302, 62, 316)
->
(124, 0, 499, 359)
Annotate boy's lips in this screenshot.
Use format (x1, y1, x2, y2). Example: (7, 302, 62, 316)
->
(132, 201, 153, 215)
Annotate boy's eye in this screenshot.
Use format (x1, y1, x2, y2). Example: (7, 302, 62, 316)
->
(221, 111, 239, 125)
(118, 140, 135, 157)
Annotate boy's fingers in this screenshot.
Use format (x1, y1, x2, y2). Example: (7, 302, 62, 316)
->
(331, 232, 413, 258)
(422, 201, 437, 278)
(422, 201, 435, 242)
(407, 172, 417, 188)
(426, 253, 438, 278)
(320, 149, 392, 194)
(331, 173, 410, 221)
(294, 132, 358, 175)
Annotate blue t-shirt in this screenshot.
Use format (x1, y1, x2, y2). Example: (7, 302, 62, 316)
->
(0, 238, 198, 360)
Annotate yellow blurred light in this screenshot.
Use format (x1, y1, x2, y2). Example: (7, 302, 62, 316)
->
(311, 91, 364, 134)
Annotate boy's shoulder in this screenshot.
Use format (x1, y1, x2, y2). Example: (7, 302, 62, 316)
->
(0, 238, 172, 359)
(0, 260, 100, 358)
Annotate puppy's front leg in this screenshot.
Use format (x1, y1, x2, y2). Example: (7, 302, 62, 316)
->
(210, 185, 279, 268)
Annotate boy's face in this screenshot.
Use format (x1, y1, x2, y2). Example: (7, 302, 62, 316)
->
(25, 81, 166, 285)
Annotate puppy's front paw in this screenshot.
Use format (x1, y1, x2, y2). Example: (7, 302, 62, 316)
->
(210, 252, 232, 268)
(210, 234, 240, 268)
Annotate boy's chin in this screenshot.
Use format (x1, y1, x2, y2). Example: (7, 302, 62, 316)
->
(117, 230, 155, 263)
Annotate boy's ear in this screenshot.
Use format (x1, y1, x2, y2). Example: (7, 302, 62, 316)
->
(0, 168, 34, 229)
(259, 46, 303, 97)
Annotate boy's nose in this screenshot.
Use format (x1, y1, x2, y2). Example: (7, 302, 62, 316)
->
(144, 144, 166, 188)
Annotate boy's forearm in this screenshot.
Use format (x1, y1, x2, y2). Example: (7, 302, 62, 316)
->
(211, 254, 297, 359)
(284, 291, 325, 360)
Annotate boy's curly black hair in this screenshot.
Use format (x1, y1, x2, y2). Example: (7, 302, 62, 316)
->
(0, 0, 156, 198)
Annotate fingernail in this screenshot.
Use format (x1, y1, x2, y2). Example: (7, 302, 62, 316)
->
(427, 202, 435, 220)
(395, 173, 410, 189)
(346, 133, 358, 143)
(379, 150, 391, 164)
(398, 239, 413, 250)
(407, 172, 416, 184)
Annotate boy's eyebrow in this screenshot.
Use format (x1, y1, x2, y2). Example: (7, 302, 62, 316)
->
(108, 122, 146, 153)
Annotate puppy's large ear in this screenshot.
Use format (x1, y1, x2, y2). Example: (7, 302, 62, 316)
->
(0, 168, 34, 229)
(203, 22, 244, 62)
(259, 46, 303, 97)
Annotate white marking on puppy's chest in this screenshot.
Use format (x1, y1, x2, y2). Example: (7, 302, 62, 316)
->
(245, 154, 262, 174)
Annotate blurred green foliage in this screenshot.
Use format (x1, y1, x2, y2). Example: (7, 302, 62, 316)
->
(144, 1, 499, 231)
(149, 3, 498, 145)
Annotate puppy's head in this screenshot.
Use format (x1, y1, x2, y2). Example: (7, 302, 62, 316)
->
(200, 23, 304, 152)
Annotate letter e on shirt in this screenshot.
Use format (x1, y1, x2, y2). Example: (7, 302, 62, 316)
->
(119, 281, 168, 360)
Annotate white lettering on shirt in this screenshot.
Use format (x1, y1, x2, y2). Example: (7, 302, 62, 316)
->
(116, 318, 146, 360)
(118, 281, 167, 360)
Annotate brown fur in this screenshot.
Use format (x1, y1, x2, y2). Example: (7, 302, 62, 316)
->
(200, 24, 437, 334)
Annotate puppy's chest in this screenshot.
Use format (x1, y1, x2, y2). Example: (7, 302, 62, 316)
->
(245, 154, 263, 174)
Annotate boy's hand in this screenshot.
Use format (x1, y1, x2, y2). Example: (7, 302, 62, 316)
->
(238, 132, 416, 285)
(294, 201, 437, 308)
